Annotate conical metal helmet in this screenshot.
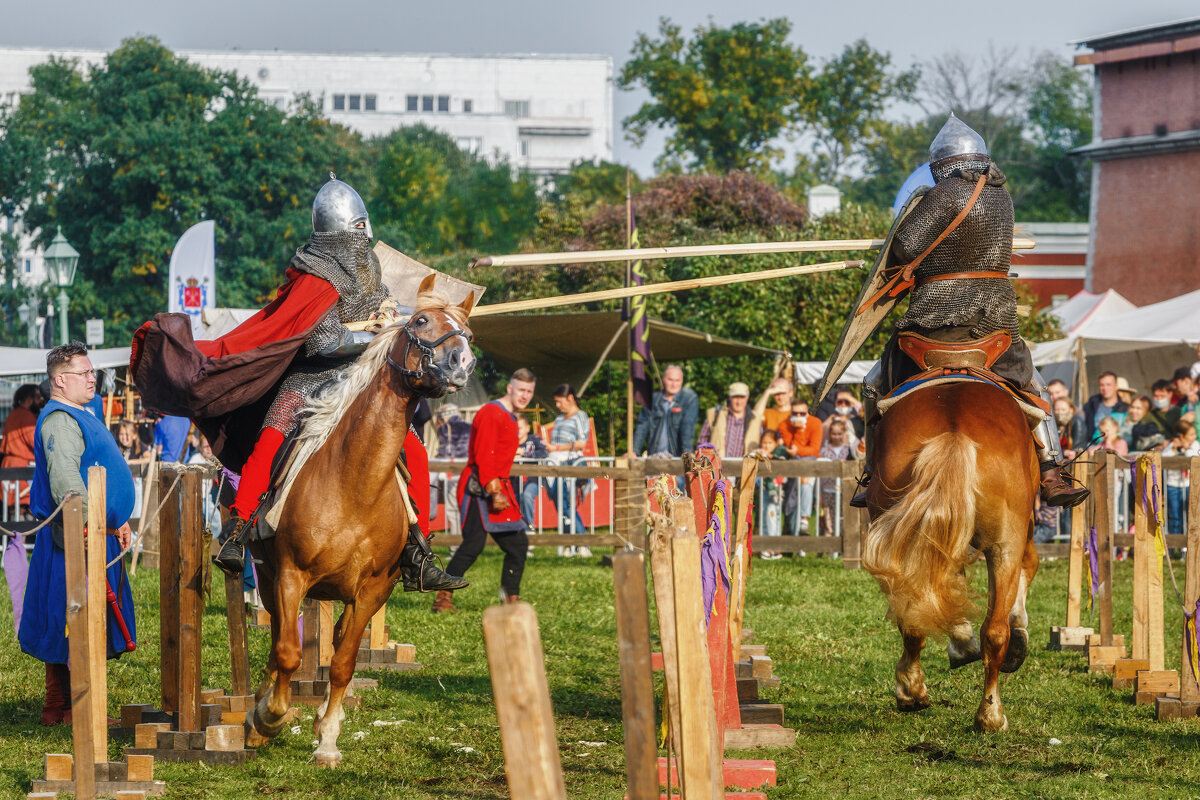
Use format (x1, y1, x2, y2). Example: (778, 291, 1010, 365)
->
(929, 113, 988, 163)
(312, 172, 372, 238)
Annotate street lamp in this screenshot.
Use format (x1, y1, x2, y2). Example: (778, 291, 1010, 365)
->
(43, 228, 79, 346)
(16, 296, 38, 348)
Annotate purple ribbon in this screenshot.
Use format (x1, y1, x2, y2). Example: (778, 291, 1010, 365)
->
(699, 479, 732, 628)
(1193, 599, 1200, 680)
(1088, 526, 1100, 599)
(3, 533, 28, 633)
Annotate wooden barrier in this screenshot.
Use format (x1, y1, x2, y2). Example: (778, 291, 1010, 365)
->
(1158, 457, 1200, 720)
(482, 602, 567, 800)
(1049, 460, 1095, 651)
(122, 465, 257, 765)
(612, 551, 657, 800)
(31, 482, 165, 799)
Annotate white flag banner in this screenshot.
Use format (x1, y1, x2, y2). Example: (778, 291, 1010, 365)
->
(168, 220, 216, 338)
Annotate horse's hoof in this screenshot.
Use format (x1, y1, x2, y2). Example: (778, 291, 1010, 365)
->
(974, 712, 1008, 733)
(313, 749, 342, 768)
(948, 636, 982, 670)
(896, 694, 931, 712)
(999, 628, 1028, 673)
(244, 716, 270, 749)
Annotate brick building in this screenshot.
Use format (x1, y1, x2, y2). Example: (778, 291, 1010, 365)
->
(1072, 17, 1200, 306)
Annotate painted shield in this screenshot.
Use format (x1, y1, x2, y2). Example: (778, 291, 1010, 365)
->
(814, 185, 931, 405)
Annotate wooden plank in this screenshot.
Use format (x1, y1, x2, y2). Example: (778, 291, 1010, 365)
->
(1097, 454, 1116, 646)
(158, 469, 181, 714)
(670, 535, 722, 800)
(298, 599, 320, 681)
(135, 458, 159, 571)
(224, 569, 251, 697)
(63, 494, 96, 800)
(1147, 453, 1166, 672)
(840, 460, 864, 569)
(728, 457, 759, 661)
(178, 469, 204, 733)
(612, 551, 657, 800)
(1066, 460, 1086, 627)
(319, 602, 335, 666)
(647, 518, 683, 758)
(369, 605, 387, 651)
(1133, 457, 1149, 661)
(481, 603, 567, 800)
(1184, 458, 1200, 705)
(86, 467, 108, 760)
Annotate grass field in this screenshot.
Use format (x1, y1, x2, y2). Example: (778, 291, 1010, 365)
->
(3, 547, 1200, 799)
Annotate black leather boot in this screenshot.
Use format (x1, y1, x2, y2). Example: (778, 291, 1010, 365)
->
(401, 524, 468, 593)
(849, 473, 871, 509)
(213, 514, 251, 577)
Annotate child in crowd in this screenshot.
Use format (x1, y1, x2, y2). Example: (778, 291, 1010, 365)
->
(818, 419, 856, 537)
(1089, 416, 1128, 457)
(756, 429, 787, 560)
(1163, 421, 1199, 534)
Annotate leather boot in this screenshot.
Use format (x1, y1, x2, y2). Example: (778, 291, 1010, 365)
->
(431, 590, 457, 613)
(41, 662, 67, 725)
(849, 474, 871, 509)
(1040, 464, 1090, 508)
(400, 524, 468, 593)
(214, 513, 252, 577)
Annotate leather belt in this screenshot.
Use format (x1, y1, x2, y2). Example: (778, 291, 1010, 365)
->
(915, 270, 1011, 287)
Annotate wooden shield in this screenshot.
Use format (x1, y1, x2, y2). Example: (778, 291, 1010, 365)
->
(814, 186, 930, 405)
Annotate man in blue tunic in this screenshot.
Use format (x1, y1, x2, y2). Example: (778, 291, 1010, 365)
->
(20, 341, 137, 725)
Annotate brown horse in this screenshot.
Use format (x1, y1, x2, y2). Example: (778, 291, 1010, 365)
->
(244, 278, 475, 766)
(863, 380, 1040, 733)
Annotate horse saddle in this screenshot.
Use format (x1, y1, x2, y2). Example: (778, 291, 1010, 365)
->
(879, 331, 1049, 426)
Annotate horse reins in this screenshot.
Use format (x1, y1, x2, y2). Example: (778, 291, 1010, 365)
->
(386, 317, 470, 388)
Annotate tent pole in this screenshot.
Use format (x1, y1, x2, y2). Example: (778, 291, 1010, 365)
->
(626, 174, 635, 455)
(1074, 337, 1088, 409)
(579, 320, 629, 398)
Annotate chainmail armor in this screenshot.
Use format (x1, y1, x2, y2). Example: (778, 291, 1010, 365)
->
(894, 161, 1017, 338)
(261, 230, 391, 434)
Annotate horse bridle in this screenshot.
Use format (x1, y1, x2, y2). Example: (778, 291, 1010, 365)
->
(386, 315, 470, 388)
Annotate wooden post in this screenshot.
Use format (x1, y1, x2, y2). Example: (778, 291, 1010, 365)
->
(839, 460, 864, 569)
(224, 569, 251, 697)
(1133, 458, 1149, 661)
(1147, 453, 1166, 672)
(159, 468, 181, 714)
(63, 493, 96, 800)
(728, 456, 760, 662)
(1097, 453, 1116, 646)
(1184, 459, 1200, 706)
(178, 468, 204, 733)
(132, 456, 159, 573)
(613, 459, 647, 550)
(86, 467, 108, 755)
(647, 518, 683, 757)
(670, 534, 722, 800)
(298, 599, 320, 681)
(612, 551, 657, 800)
(482, 603, 567, 800)
(319, 602, 335, 666)
(369, 605, 387, 650)
(1067, 459, 1087, 627)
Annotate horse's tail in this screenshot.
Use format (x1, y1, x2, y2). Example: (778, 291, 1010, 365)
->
(864, 431, 978, 639)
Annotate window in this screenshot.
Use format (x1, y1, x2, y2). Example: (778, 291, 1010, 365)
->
(519, 138, 530, 157)
(504, 99, 530, 118)
(421, 95, 434, 112)
(349, 94, 361, 111)
(437, 95, 449, 112)
(365, 94, 377, 111)
(406, 95, 418, 112)
(463, 99, 473, 113)
(456, 136, 482, 155)
(332, 94, 345, 111)
(24, 259, 31, 273)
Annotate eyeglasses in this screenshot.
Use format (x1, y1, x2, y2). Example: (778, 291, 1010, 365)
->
(61, 369, 96, 380)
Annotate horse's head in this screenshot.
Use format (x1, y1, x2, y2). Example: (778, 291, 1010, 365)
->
(387, 274, 476, 397)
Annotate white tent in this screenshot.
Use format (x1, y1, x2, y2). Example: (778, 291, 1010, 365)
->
(0, 346, 132, 378)
(1030, 289, 1136, 365)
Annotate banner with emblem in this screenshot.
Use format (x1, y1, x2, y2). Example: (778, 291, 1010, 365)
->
(168, 220, 216, 338)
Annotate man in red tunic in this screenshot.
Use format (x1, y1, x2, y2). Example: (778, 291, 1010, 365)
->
(1, 384, 40, 510)
(433, 368, 536, 612)
(131, 175, 464, 594)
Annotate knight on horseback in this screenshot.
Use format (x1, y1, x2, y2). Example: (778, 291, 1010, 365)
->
(846, 115, 1088, 510)
(130, 174, 466, 593)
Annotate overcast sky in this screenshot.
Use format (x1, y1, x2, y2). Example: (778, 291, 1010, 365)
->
(4, 1, 1197, 173)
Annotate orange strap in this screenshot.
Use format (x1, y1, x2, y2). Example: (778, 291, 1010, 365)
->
(915, 270, 1010, 287)
(855, 172, 988, 316)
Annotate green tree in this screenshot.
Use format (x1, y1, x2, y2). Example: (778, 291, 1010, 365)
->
(548, 160, 640, 208)
(366, 124, 539, 256)
(0, 37, 358, 344)
(618, 18, 814, 172)
(806, 39, 920, 183)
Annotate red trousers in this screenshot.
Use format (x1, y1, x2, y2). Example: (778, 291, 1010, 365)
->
(233, 427, 285, 519)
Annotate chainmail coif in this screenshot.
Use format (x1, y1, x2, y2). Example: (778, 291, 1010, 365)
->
(894, 160, 1017, 338)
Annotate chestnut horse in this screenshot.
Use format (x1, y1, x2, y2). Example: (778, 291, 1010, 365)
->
(244, 279, 475, 766)
(863, 380, 1039, 733)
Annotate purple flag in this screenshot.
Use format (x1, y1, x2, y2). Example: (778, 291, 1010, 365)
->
(3, 534, 28, 634)
(1088, 526, 1100, 600)
(700, 479, 732, 627)
(628, 214, 653, 411)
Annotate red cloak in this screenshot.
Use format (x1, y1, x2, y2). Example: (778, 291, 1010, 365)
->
(130, 268, 339, 472)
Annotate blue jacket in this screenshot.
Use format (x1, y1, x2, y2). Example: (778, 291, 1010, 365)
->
(632, 387, 699, 457)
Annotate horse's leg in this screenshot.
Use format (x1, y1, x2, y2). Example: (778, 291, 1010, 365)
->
(975, 547, 1022, 733)
(947, 618, 981, 669)
(313, 588, 386, 768)
(1000, 533, 1040, 674)
(895, 630, 930, 711)
(246, 572, 304, 747)
(254, 571, 280, 702)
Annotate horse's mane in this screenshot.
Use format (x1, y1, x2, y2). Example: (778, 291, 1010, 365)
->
(278, 291, 465, 490)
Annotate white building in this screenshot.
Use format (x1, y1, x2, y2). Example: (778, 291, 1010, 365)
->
(0, 47, 614, 288)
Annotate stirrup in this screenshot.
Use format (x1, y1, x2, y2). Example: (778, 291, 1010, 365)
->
(849, 472, 871, 509)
